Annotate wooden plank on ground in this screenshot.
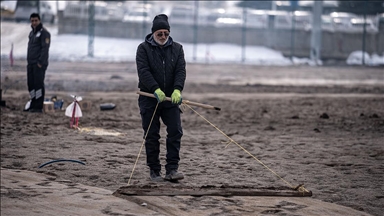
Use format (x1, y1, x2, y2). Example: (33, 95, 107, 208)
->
(114, 185, 312, 197)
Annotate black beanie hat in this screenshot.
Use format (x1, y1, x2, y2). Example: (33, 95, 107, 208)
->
(151, 14, 170, 33)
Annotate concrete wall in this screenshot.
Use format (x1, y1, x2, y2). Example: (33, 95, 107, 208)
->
(58, 11, 383, 60)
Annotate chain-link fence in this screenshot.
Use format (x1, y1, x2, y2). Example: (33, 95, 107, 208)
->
(58, 1, 384, 61)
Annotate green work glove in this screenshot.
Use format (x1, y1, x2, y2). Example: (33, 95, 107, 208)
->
(171, 89, 182, 105)
(154, 88, 166, 103)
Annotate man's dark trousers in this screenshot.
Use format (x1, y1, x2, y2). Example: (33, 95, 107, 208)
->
(139, 96, 183, 172)
(27, 64, 46, 110)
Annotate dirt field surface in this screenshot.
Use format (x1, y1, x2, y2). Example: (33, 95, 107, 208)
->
(1, 60, 383, 216)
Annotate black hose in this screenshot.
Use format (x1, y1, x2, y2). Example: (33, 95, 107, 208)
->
(38, 159, 86, 168)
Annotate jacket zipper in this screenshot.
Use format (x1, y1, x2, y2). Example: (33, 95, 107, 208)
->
(163, 59, 166, 92)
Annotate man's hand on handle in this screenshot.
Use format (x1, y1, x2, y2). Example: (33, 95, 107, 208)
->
(171, 89, 182, 105)
(154, 88, 166, 103)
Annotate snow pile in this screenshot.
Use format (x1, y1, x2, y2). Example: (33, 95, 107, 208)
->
(346, 51, 384, 66)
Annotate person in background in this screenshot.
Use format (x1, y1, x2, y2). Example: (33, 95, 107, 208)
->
(136, 14, 186, 182)
(26, 13, 50, 113)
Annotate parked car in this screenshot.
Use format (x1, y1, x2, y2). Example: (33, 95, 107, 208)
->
(203, 8, 225, 26)
(14, 0, 55, 24)
(330, 12, 378, 32)
(200, 8, 244, 27)
(350, 17, 378, 32)
(330, 12, 357, 31)
(269, 10, 292, 29)
(215, 10, 243, 27)
(245, 9, 268, 29)
(168, 5, 195, 25)
(64, 1, 109, 21)
(378, 13, 384, 30)
(1, 1, 15, 21)
(321, 15, 335, 32)
(293, 11, 312, 31)
(123, 9, 151, 23)
(106, 2, 125, 21)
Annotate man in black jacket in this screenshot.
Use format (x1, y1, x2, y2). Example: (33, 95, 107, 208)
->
(26, 13, 50, 113)
(136, 14, 186, 182)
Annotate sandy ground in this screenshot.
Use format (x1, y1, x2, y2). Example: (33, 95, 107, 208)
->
(1, 60, 384, 216)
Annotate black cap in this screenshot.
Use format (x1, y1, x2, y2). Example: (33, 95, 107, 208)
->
(151, 14, 170, 33)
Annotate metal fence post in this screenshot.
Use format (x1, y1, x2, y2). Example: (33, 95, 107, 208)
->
(242, 7, 247, 62)
(142, 0, 147, 39)
(193, 1, 199, 61)
(310, 0, 323, 65)
(290, 0, 298, 60)
(88, 0, 95, 57)
(362, 1, 367, 66)
(37, 0, 40, 15)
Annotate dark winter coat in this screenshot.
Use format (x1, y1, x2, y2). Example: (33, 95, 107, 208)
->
(27, 23, 50, 66)
(136, 33, 186, 97)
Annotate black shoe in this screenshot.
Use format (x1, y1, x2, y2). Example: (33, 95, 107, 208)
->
(29, 108, 43, 113)
(149, 170, 163, 182)
(164, 170, 184, 181)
